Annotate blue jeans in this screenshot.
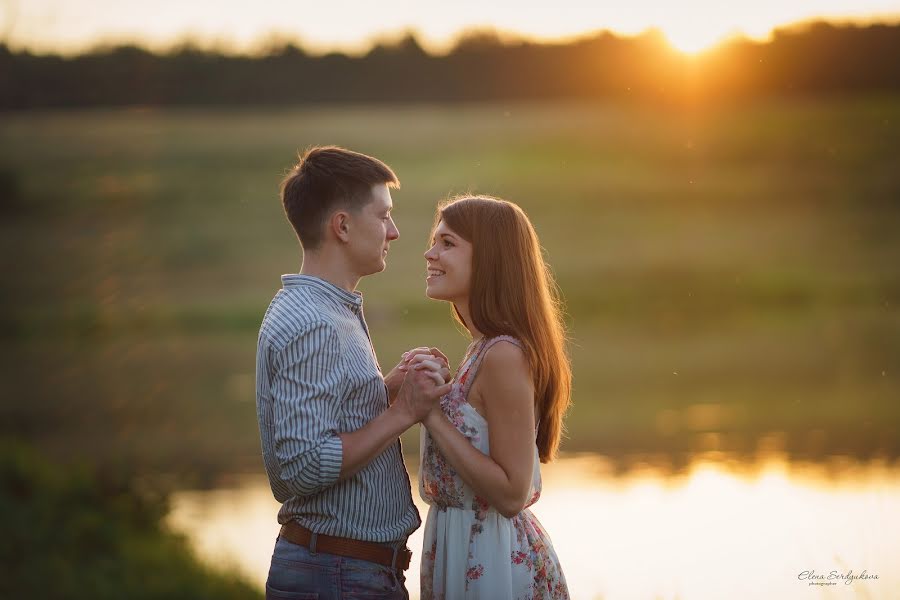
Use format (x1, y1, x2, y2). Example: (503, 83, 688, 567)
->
(266, 534, 410, 600)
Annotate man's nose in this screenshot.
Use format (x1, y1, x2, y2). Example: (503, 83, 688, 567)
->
(388, 220, 399, 241)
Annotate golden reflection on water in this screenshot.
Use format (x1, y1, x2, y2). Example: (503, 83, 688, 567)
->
(167, 455, 899, 599)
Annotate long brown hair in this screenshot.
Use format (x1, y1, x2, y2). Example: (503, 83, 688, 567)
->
(435, 195, 572, 462)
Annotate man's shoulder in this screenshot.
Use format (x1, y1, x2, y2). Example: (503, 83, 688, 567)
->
(260, 288, 341, 349)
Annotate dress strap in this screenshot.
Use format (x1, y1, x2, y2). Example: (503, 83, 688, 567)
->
(461, 335, 525, 397)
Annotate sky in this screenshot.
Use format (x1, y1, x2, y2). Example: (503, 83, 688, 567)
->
(2, 0, 899, 56)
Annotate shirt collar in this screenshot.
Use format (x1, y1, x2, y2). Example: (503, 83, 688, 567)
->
(281, 274, 364, 312)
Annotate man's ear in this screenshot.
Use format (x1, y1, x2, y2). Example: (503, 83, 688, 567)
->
(329, 210, 351, 243)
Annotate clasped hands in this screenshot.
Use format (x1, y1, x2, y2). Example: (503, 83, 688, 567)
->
(385, 347, 452, 424)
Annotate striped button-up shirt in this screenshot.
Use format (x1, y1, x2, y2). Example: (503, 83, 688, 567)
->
(256, 274, 420, 542)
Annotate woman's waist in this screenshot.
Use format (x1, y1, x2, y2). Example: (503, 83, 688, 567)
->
(422, 495, 540, 515)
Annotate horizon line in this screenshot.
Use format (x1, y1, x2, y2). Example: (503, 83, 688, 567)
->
(4, 14, 900, 59)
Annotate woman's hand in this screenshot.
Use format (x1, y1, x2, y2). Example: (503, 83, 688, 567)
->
(385, 347, 451, 404)
(404, 348, 451, 384)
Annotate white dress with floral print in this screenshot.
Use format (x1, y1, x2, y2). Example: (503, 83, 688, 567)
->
(419, 335, 569, 600)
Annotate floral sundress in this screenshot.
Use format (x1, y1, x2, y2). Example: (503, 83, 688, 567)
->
(419, 335, 569, 600)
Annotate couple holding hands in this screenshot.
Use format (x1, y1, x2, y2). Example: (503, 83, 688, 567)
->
(256, 146, 570, 599)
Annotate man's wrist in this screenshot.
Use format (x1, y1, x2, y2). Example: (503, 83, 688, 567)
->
(386, 399, 418, 431)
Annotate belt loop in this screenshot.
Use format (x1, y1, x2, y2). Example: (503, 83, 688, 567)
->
(388, 543, 401, 592)
(309, 532, 318, 555)
(390, 543, 399, 572)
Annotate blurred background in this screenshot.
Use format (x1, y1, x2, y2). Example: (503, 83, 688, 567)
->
(1, 1, 899, 598)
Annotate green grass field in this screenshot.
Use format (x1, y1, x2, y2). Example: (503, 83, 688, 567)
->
(1, 97, 898, 479)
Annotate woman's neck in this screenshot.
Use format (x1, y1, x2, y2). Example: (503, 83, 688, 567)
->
(455, 301, 483, 343)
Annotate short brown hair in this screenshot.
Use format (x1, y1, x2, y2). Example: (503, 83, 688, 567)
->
(281, 146, 399, 250)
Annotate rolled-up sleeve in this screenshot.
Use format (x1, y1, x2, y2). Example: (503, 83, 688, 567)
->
(272, 321, 345, 497)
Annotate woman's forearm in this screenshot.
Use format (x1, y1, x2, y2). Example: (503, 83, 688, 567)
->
(423, 411, 529, 517)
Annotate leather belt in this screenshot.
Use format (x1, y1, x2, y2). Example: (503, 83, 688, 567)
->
(279, 520, 412, 571)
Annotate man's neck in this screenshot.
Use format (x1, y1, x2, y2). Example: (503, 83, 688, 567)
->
(300, 252, 360, 293)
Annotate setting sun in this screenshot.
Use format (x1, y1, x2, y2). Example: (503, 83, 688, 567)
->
(662, 24, 733, 54)
(650, 7, 777, 55)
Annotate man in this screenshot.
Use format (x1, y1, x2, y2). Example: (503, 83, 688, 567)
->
(256, 146, 451, 599)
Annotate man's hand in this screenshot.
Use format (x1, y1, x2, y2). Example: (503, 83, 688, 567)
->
(339, 349, 451, 480)
(385, 347, 451, 405)
(391, 362, 452, 425)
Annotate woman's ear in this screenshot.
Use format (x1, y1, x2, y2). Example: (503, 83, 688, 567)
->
(330, 210, 351, 243)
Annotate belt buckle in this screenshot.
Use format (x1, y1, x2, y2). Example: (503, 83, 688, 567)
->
(388, 541, 412, 572)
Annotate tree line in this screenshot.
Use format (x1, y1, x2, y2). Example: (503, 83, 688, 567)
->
(1, 21, 899, 109)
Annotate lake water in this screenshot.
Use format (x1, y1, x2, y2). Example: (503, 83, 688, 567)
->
(167, 453, 898, 599)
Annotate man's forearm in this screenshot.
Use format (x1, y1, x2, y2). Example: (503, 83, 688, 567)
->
(385, 378, 400, 406)
(338, 405, 415, 479)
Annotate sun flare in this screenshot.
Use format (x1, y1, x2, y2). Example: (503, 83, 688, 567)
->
(661, 23, 732, 54)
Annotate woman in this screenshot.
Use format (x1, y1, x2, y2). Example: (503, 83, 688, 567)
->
(401, 195, 571, 599)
